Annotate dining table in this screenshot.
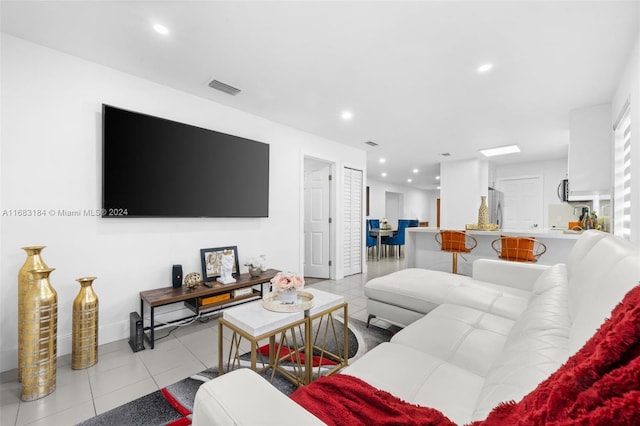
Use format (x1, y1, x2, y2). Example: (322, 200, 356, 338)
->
(369, 228, 397, 260)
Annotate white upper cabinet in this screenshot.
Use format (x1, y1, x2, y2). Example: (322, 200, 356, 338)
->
(568, 104, 612, 200)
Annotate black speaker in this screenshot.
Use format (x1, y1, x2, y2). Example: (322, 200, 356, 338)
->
(172, 264, 183, 288)
(128, 311, 145, 352)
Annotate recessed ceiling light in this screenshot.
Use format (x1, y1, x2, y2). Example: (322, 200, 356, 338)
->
(381, 172, 387, 177)
(412, 168, 419, 174)
(341, 111, 353, 121)
(437, 186, 441, 190)
(379, 158, 386, 163)
(153, 23, 169, 35)
(407, 178, 412, 183)
(435, 176, 441, 180)
(479, 144, 521, 157)
(477, 63, 493, 73)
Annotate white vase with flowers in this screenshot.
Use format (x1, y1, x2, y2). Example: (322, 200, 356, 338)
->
(270, 272, 305, 304)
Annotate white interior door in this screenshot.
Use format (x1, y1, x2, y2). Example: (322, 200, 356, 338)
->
(304, 160, 331, 278)
(385, 191, 402, 226)
(343, 167, 363, 277)
(498, 176, 544, 230)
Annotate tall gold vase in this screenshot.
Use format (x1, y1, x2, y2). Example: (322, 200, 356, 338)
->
(18, 246, 48, 383)
(72, 277, 99, 370)
(478, 195, 490, 228)
(21, 268, 57, 401)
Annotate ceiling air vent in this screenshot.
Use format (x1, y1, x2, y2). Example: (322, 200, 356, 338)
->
(208, 79, 241, 96)
(364, 141, 378, 147)
(441, 152, 451, 157)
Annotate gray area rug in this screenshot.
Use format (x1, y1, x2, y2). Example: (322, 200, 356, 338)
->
(77, 317, 394, 426)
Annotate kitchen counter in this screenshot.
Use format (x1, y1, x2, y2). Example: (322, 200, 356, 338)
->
(408, 227, 582, 239)
(405, 227, 581, 275)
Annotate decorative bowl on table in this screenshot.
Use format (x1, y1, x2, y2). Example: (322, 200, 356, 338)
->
(262, 290, 314, 312)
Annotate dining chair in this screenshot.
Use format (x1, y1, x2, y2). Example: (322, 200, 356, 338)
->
(382, 219, 411, 258)
(435, 230, 478, 274)
(366, 220, 378, 257)
(490, 236, 547, 263)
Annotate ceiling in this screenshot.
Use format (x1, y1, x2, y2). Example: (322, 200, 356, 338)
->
(1, 1, 638, 190)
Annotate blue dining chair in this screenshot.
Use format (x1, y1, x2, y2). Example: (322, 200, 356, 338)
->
(366, 225, 377, 257)
(382, 219, 411, 258)
(367, 219, 381, 257)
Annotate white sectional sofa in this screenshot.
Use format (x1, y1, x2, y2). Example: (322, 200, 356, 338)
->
(192, 231, 640, 425)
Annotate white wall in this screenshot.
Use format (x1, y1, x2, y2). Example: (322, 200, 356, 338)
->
(440, 159, 489, 229)
(0, 35, 366, 372)
(612, 18, 640, 244)
(492, 158, 568, 229)
(366, 178, 431, 225)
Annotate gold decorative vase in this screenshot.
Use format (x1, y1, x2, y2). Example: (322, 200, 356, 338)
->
(18, 246, 48, 383)
(478, 195, 490, 228)
(21, 268, 57, 401)
(72, 277, 99, 370)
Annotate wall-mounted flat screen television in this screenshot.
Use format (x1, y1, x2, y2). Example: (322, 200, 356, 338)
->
(102, 104, 269, 218)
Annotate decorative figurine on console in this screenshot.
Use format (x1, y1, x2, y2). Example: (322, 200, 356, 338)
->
(216, 249, 237, 284)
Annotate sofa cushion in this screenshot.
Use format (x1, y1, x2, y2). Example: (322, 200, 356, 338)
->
(568, 254, 640, 354)
(191, 369, 323, 426)
(473, 285, 640, 425)
(565, 229, 608, 281)
(472, 334, 571, 421)
(365, 268, 530, 320)
(567, 233, 636, 320)
(391, 304, 514, 377)
(342, 342, 484, 425)
(472, 263, 571, 420)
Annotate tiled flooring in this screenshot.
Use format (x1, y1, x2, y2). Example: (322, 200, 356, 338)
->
(1, 255, 405, 425)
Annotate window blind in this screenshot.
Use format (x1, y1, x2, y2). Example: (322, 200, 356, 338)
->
(613, 103, 631, 240)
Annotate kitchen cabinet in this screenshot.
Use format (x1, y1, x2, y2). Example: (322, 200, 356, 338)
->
(568, 104, 612, 200)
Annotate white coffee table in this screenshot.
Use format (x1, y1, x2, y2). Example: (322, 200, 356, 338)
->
(218, 287, 348, 386)
(303, 288, 349, 383)
(218, 300, 308, 386)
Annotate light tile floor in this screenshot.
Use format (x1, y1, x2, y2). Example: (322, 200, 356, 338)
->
(1, 255, 405, 425)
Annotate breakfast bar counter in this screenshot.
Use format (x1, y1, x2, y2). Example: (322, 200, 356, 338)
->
(406, 227, 581, 275)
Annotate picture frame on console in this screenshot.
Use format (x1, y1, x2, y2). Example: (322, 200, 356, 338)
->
(201, 246, 239, 282)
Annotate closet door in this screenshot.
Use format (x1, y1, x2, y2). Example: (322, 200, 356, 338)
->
(343, 167, 363, 276)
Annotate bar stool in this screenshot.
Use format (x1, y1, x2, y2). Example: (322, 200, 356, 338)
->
(435, 230, 477, 274)
(491, 236, 547, 262)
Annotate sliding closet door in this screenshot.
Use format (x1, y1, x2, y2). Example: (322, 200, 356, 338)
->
(343, 167, 363, 276)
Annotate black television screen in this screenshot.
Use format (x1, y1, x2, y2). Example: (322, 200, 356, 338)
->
(102, 105, 269, 218)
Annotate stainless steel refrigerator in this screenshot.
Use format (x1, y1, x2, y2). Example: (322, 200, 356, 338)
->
(488, 187, 504, 228)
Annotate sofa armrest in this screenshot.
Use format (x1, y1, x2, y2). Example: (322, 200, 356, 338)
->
(192, 369, 325, 426)
(472, 259, 551, 292)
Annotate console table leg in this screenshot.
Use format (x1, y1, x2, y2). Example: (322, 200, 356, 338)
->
(218, 321, 223, 376)
(150, 306, 155, 349)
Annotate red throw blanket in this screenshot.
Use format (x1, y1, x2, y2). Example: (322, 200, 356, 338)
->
(291, 373, 456, 426)
(291, 285, 640, 426)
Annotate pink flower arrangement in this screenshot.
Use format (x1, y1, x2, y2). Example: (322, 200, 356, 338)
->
(270, 272, 305, 291)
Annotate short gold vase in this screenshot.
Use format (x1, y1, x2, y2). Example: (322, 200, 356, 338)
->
(72, 277, 99, 370)
(18, 246, 48, 383)
(21, 267, 57, 401)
